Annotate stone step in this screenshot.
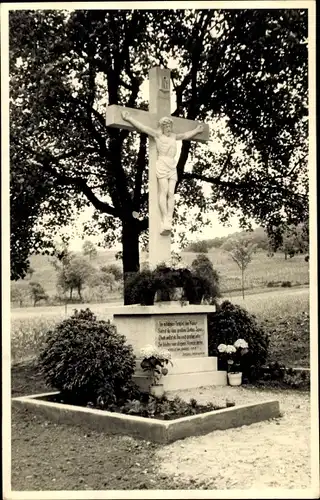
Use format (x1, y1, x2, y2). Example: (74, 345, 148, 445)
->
(135, 356, 218, 375)
(134, 369, 227, 391)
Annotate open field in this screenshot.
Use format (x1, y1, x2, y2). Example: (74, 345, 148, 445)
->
(13, 249, 309, 304)
(10, 287, 309, 367)
(183, 250, 309, 292)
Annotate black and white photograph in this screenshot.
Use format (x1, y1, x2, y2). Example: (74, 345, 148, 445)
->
(1, 1, 318, 498)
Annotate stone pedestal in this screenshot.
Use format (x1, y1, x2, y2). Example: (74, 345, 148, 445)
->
(113, 304, 227, 391)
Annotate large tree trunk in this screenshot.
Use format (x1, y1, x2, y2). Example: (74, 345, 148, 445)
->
(122, 221, 140, 305)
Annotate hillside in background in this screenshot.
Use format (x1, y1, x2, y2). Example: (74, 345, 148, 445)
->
(11, 247, 309, 308)
(186, 227, 269, 252)
(185, 225, 309, 257)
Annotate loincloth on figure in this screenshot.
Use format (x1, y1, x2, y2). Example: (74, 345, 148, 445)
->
(156, 156, 177, 181)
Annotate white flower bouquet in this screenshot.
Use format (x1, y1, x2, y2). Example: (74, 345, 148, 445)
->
(217, 339, 249, 373)
(140, 345, 173, 385)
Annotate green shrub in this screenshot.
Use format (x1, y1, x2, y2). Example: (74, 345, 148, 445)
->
(267, 281, 275, 288)
(191, 254, 221, 303)
(256, 364, 310, 390)
(281, 280, 292, 287)
(124, 263, 220, 306)
(125, 269, 157, 305)
(38, 308, 137, 406)
(207, 300, 270, 381)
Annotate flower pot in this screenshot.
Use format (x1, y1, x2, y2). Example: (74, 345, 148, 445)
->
(140, 294, 155, 306)
(155, 287, 183, 303)
(228, 372, 242, 386)
(150, 384, 165, 398)
(189, 297, 203, 305)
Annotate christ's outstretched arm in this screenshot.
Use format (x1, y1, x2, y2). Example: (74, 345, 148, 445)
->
(176, 124, 204, 141)
(122, 111, 159, 138)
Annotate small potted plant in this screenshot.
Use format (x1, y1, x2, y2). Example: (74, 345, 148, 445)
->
(217, 339, 249, 386)
(153, 263, 184, 302)
(153, 263, 213, 305)
(139, 345, 173, 398)
(183, 273, 214, 305)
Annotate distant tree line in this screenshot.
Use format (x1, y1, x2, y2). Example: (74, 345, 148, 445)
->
(186, 224, 309, 259)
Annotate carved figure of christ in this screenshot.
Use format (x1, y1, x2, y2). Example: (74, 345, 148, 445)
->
(106, 67, 209, 267)
(121, 111, 204, 235)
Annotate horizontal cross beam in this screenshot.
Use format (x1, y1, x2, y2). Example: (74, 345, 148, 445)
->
(106, 104, 210, 143)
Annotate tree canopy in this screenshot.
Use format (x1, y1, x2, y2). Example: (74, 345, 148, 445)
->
(10, 8, 308, 286)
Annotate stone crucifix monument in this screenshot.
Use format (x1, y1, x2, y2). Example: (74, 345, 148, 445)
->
(106, 67, 227, 390)
(106, 66, 209, 268)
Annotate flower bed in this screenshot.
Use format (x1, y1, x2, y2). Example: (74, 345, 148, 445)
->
(12, 391, 280, 444)
(39, 392, 228, 420)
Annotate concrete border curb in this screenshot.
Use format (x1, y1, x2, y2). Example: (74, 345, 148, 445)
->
(12, 392, 281, 444)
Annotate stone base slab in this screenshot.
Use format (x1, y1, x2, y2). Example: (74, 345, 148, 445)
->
(112, 304, 225, 391)
(12, 393, 281, 444)
(135, 356, 217, 373)
(113, 304, 216, 358)
(134, 370, 227, 391)
(112, 304, 217, 315)
(134, 356, 227, 390)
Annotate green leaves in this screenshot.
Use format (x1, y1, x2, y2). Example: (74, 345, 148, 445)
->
(38, 308, 136, 406)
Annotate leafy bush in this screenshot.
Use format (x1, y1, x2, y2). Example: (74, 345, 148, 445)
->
(125, 262, 220, 305)
(38, 308, 137, 406)
(207, 300, 270, 381)
(125, 269, 157, 305)
(282, 368, 309, 389)
(255, 363, 309, 390)
(267, 281, 275, 288)
(191, 254, 221, 303)
(281, 280, 292, 287)
(266, 280, 282, 288)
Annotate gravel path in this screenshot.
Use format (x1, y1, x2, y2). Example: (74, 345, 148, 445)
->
(155, 386, 311, 490)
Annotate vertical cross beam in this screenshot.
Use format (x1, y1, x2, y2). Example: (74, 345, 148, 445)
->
(148, 67, 171, 268)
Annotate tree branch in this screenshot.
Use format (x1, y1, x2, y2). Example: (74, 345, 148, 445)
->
(183, 171, 249, 190)
(57, 174, 118, 216)
(71, 95, 106, 129)
(19, 141, 118, 217)
(42, 156, 118, 216)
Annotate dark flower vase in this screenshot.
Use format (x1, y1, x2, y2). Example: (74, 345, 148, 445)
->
(184, 276, 205, 305)
(140, 293, 156, 306)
